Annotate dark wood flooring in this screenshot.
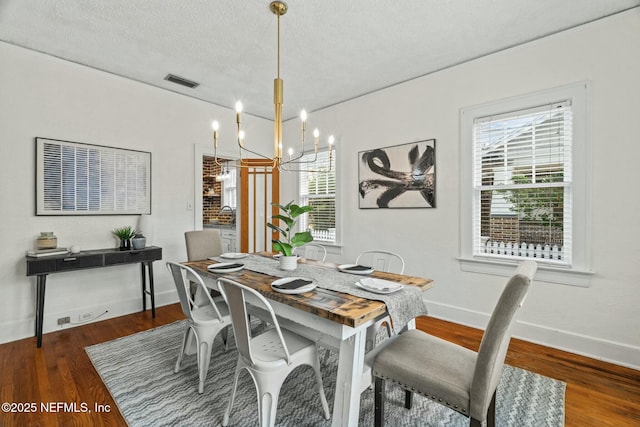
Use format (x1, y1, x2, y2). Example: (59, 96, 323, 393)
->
(0, 303, 638, 426)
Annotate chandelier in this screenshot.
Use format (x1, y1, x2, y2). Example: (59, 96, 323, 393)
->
(211, 1, 334, 171)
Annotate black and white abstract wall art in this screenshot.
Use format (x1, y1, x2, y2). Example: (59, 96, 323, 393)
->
(358, 139, 436, 209)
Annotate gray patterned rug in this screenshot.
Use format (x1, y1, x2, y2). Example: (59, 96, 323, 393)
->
(86, 321, 565, 426)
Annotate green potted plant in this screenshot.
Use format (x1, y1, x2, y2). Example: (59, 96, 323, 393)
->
(112, 226, 137, 251)
(267, 201, 314, 270)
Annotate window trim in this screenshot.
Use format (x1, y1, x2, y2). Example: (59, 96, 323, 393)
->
(459, 82, 593, 286)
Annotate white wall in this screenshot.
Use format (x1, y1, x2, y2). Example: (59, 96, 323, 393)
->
(0, 41, 272, 343)
(282, 9, 640, 368)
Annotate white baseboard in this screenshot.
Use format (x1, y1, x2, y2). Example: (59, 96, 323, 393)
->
(0, 290, 178, 345)
(425, 300, 640, 371)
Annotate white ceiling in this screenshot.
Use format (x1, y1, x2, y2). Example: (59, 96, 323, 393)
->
(1, 1, 638, 120)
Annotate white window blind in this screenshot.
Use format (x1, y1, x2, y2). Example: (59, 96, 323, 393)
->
(298, 149, 336, 243)
(473, 101, 572, 265)
(36, 138, 151, 215)
(222, 168, 237, 209)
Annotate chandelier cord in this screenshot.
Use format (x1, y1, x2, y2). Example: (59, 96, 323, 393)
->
(277, 10, 281, 80)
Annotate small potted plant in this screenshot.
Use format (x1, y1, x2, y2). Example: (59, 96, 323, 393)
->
(267, 201, 314, 270)
(112, 226, 137, 251)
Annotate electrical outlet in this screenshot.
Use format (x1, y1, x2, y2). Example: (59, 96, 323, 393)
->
(79, 312, 93, 321)
(57, 316, 70, 325)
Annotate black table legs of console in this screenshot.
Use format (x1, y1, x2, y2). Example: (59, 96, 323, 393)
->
(34, 262, 155, 349)
(35, 275, 46, 348)
(140, 262, 156, 318)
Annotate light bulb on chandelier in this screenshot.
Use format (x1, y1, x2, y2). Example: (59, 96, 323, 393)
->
(211, 1, 334, 172)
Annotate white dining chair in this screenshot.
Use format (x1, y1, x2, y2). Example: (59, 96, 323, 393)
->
(355, 250, 407, 352)
(294, 244, 327, 262)
(217, 277, 331, 427)
(356, 250, 405, 274)
(166, 261, 231, 394)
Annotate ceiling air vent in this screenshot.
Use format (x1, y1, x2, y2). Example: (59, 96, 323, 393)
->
(164, 74, 199, 89)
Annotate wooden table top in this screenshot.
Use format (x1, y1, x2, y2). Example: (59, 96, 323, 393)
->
(185, 253, 433, 329)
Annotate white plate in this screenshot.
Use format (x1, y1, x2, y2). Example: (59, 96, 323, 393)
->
(271, 277, 317, 294)
(338, 263, 374, 275)
(219, 252, 249, 259)
(272, 253, 301, 260)
(207, 262, 245, 273)
(356, 278, 404, 294)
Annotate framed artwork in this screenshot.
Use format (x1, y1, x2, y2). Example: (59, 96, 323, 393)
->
(358, 139, 436, 209)
(36, 137, 151, 215)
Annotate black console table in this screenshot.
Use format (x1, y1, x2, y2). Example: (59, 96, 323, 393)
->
(26, 246, 162, 347)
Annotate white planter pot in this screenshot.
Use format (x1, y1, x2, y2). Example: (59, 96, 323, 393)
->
(279, 255, 298, 271)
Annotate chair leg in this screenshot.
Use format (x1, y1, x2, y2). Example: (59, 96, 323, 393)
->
(383, 319, 392, 338)
(197, 339, 212, 394)
(487, 390, 496, 427)
(221, 327, 229, 351)
(374, 377, 385, 427)
(404, 390, 413, 409)
(471, 391, 495, 427)
(174, 327, 191, 373)
(222, 364, 242, 426)
(257, 387, 279, 427)
(312, 354, 331, 419)
(252, 372, 288, 427)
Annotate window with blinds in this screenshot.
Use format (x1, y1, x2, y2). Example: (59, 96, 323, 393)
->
(473, 101, 572, 265)
(298, 149, 336, 243)
(36, 138, 151, 215)
(222, 168, 237, 209)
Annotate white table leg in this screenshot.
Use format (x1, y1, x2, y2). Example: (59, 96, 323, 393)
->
(331, 328, 367, 427)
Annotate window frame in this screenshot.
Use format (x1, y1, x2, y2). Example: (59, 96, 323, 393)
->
(297, 148, 338, 245)
(459, 83, 593, 286)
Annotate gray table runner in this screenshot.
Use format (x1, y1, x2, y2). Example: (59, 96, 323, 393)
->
(212, 254, 428, 333)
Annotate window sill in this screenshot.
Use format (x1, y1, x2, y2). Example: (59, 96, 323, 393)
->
(458, 257, 594, 287)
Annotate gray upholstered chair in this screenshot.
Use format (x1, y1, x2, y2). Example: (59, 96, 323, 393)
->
(185, 229, 224, 261)
(217, 277, 330, 427)
(185, 229, 224, 304)
(372, 261, 537, 427)
(166, 262, 232, 394)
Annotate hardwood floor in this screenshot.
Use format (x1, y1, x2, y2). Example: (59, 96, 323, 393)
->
(415, 317, 640, 427)
(0, 304, 638, 426)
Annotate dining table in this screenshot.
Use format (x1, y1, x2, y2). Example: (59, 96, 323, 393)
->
(184, 252, 433, 427)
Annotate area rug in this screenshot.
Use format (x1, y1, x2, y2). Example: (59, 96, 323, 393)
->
(86, 321, 565, 426)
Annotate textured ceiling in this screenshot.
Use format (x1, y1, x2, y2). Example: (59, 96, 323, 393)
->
(0, 1, 638, 120)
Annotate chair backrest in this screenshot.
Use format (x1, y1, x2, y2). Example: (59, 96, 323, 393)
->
(184, 229, 223, 261)
(217, 278, 293, 365)
(469, 260, 537, 420)
(294, 244, 327, 262)
(356, 250, 405, 274)
(166, 261, 226, 322)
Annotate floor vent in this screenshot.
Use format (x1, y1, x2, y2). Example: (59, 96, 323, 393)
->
(164, 74, 199, 89)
